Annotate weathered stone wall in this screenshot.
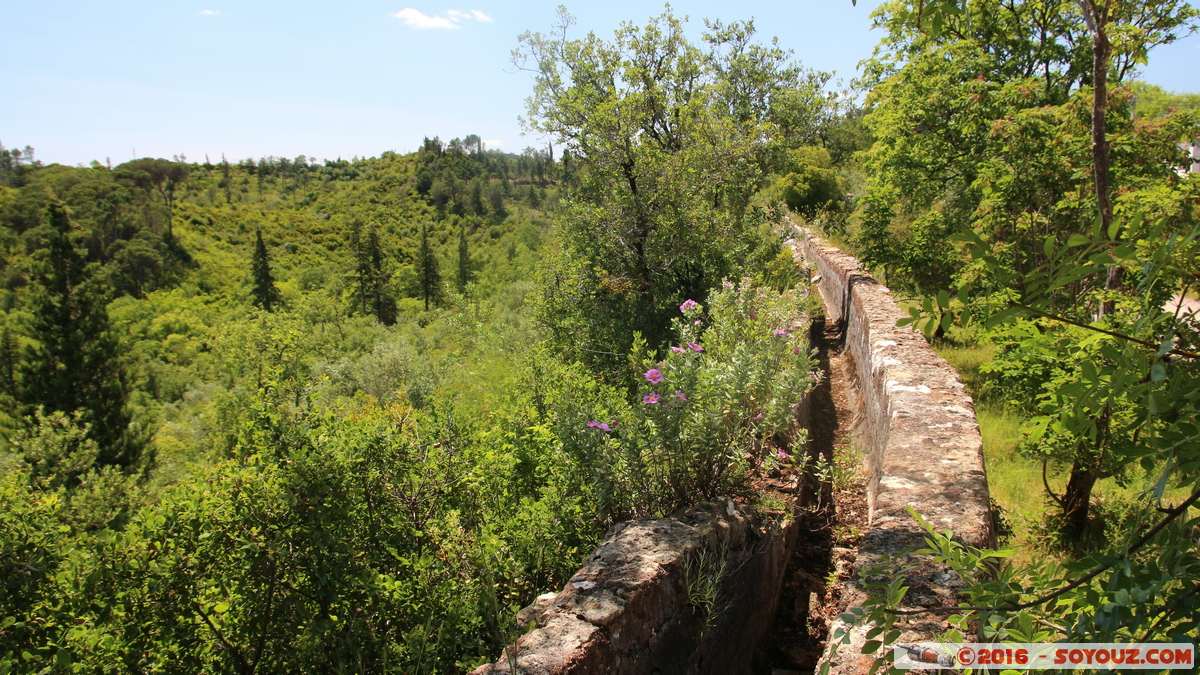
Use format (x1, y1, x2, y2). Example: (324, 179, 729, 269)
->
(792, 225, 994, 674)
(470, 498, 799, 675)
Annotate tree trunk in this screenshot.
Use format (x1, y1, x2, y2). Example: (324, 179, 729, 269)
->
(1087, 4, 1112, 231)
(1062, 459, 1098, 539)
(1081, 0, 1123, 317)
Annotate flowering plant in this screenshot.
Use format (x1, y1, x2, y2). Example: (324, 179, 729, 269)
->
(554, 279, 818, 519)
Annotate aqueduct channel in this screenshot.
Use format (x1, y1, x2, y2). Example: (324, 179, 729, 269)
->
(472, 225, 995, 675)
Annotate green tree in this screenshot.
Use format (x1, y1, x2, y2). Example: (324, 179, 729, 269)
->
(769, 146, 845, 218)
(349, 221, 396, 324)
(220, 153, 233, 204)
(117, 158, 190, 239)
(854, 0, 1198, 295)
(18, 201, 138, 469)
(457, 219, 472, 294)
(1131, 81, 1200, 118)
(250, 228, 282, 312)
(516, 7, 830, 372)
(415, 221, 442, 311)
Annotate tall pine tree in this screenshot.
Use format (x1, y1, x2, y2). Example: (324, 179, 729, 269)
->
(364, 226, 396, 324)
(350, 221, 371, 315)
(415, 221, 443, 311)
(457, 219, 472, 295)
(250, 228, 282, 311)
(19, 201, 138, 468)
(349, 222, 396, 324)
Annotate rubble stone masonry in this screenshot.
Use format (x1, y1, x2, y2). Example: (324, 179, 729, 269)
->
(795, 225, 993, 675)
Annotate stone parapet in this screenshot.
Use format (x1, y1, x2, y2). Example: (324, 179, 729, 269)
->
(792, 225, 993, 674)
(470, 497, 799, 675)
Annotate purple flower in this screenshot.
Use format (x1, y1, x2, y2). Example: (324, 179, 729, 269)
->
(687, 342, 704, 352)
(586, 420, 599, 428)
(778, 449, 789, 461)
(802, 288, 810, 297)
(722, 280, 734, 288)
(749, 311, 758, 320)
(671, 346, 686, 353)
(792, 348, 801, 355)
(773, 329, 787, 337)
(598, 422, 612, 432)
(675, 390, 688, 402)
(645, 368, 664, 384)
(755, 412, 764, 419)
(643, 392, 661, 405)
(680, 299, 698, 313)
(811, 370, 821, 383)
(694, 319, 701, 325)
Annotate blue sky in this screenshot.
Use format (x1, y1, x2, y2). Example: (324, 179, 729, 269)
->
(2, 1, 1197, 167)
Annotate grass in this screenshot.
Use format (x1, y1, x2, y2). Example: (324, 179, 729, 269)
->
(933, 342, 1065, 562)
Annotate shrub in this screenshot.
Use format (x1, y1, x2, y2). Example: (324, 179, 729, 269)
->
(552, 280, 819, 521)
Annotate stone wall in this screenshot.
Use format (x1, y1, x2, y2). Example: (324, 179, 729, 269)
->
(470, 497, 799, 675)
(793, 225, 994, 674)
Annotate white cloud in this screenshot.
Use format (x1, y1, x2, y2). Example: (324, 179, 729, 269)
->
(482, 139, 503, 148)
(198, 9, 219, 15)
(393, 8, 457, 29)
(393, 8, 493, 29)
(448, 9, 492, 22)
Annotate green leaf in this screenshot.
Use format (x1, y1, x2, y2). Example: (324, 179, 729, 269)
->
(1066, 233, 1091, 248)
(936, 290, 950, 311)
(213, 602, 230, 614)
(1158, 337, 1175, 358)
(55, 650, 72, 668)
(1148, 391, 1166, 415)
(951, 228, 987, 248)
(864, 640, 883, 653)
(921, 316, 938, 338)
(1150, 362, 1166, 383)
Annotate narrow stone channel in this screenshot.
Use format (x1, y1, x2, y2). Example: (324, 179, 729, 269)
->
(757, 316, 869, 675)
